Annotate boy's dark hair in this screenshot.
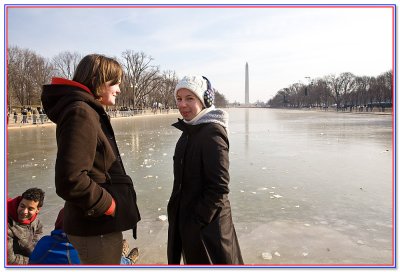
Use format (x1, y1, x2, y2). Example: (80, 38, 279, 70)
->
(21, 188, 45, 208)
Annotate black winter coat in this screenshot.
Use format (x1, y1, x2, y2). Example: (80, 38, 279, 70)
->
(41, 81, 140, 237)
(167, 116, 243, 265)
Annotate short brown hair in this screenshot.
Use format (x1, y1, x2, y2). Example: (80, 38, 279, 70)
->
(72, 54, 123, 99)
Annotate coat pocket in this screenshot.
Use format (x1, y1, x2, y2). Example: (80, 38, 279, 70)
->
(99, 174, 141, 237)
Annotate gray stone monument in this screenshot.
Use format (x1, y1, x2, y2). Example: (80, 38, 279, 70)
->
(245, 62, 249, 105)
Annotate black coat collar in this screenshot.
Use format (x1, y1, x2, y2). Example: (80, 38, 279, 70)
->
(172, 119, 207, 135)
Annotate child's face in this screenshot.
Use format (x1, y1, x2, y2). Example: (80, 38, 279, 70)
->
(17, 199, 40, 221)
(176, 88, 204, 121)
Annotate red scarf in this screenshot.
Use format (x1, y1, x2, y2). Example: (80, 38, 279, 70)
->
(7, 196, 38, 225)
(51, 77, 93, 96)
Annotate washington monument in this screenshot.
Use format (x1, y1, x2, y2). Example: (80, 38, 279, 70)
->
(245, 62, 249, 105)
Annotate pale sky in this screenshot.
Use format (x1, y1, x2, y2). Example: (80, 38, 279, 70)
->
(6, 4, 393, 103)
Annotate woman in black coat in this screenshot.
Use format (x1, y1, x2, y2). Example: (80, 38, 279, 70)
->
(167, 75, 243, 265)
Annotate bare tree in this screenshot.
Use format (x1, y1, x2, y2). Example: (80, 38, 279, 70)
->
(269, 71, 390, 109)
(320, 79, 332, 108)
(8, 46, 53, 108)
(325, 72, 356, 110)
(352, 76, 373, 108)
(159, 70, 178, 109)
(118, 74, 131, 108)
(268, 88, 288, 107)
(139, 69, 162, 109)
(370, 71, 393, 111)
(52, 51, 82, 79)
(121, 50, 160, 109)
(286, 82, 304, 108)
(379, 70, 392, 103)
(215, 90, 229, 108)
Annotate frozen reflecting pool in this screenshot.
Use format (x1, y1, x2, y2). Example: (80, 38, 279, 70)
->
(7, 108, 393, 265)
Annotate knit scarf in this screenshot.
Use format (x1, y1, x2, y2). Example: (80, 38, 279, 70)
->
(183, 105, 229, 129)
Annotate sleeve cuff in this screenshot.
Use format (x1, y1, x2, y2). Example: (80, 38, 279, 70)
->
(104, 198, 116, 215)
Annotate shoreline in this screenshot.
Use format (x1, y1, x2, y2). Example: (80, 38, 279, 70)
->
(255, 107, 393, 115)
(6, 107, 392, 130)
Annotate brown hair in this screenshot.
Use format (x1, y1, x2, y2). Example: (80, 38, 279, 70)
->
(72, 54, 123, 99)
(22, 187, 45, 208)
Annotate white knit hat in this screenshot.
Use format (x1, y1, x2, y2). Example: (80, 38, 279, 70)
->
(174, 75, 215, 108)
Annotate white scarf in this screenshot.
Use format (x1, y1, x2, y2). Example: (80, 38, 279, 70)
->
(183, 105, 215, 125)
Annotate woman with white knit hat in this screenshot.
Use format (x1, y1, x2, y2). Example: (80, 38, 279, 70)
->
(167, 75, 243, 265)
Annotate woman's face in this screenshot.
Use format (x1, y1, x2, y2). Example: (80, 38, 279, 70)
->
(100, 81, 121, 106)
(176, 88, 204, 121)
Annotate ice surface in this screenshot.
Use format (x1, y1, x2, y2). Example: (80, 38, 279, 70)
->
(7, 109, 393, 265)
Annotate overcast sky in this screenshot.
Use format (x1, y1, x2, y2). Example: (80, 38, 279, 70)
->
(7, 4, 393, 103)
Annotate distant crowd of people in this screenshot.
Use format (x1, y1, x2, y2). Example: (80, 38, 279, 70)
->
(8, 106, 176, 125)
(107, 106, 172, 118)
(8, 107, 48, 125)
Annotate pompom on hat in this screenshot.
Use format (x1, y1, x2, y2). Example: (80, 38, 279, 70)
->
(174, 75, 215, 108)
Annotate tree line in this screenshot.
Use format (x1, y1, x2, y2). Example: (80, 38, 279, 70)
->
(8, 45, 391, 112)
(268, 70, 392, 111)
(7, 46, 229, 111)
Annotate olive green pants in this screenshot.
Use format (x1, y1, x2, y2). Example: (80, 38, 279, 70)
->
(68, 231, 123, 265)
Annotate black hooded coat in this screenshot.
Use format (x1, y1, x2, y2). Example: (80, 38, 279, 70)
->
(167, 109, 243, 265)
